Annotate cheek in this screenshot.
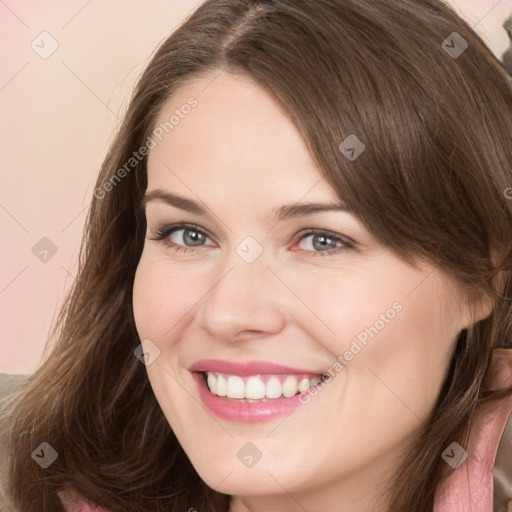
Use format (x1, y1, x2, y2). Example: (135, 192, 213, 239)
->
(342, 277, 459, 424)
(305, 262, 459, 410)
(282, 263, 409, 358)
(132, 255, 201, 343)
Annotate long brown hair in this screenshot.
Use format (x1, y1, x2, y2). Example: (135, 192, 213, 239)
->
(2, 1, 512, 510)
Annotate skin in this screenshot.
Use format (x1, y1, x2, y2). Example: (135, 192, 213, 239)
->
(132, 71, 492, 512)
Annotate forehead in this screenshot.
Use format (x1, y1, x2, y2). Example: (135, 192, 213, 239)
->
(147, 72, 341, 207)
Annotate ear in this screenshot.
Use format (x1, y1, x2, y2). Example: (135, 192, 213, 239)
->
(455, 287, 491, 331)
(466, 289, 495, 326)
(462, 245, 508, 328)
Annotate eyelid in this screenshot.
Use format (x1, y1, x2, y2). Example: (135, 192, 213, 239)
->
(149, 221, 356, 256)
(295, 228, 354, 244)
(150, 222, 217, 243)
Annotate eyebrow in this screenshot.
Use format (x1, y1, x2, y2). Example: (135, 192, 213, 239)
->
(142, 189, 351, 222)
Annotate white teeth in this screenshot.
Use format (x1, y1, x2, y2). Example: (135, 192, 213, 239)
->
(207, 373, 217, 395)
(216, 374, 227, 396)
(298, 378, 311, 393)
(282, 376, 298, 397)
(204, 372, 322, 400)
(226, 376, 245, 399)
(265, 376, 282, 399)
(245, 376, 266, 399)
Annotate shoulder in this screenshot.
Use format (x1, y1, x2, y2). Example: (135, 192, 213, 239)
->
(494, 413, 512, 512)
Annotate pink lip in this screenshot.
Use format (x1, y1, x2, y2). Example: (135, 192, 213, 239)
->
(188, 359, 321, 376)
(191, 371, 311, 423)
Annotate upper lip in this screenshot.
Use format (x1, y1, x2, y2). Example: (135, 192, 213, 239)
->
(188, 359, 323, 376)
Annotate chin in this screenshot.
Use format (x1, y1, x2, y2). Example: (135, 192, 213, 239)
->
(199, 468, 290, 497)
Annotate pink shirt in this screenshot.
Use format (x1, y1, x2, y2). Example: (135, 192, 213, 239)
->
(434, 348, 512, 512)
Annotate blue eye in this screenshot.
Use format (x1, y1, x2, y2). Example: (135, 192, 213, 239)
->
(149, 223, 353, 257)
(293, 230, 352, 257)
(150, 223, 214, 253)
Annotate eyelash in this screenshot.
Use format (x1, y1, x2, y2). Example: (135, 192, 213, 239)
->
(149, 222, 354, 257)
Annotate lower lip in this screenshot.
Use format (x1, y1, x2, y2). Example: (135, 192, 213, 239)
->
(192, 372, 313, 423)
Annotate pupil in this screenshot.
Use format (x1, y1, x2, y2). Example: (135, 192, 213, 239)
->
(185, 230, 203, 246)
(314, 235, 334, 251)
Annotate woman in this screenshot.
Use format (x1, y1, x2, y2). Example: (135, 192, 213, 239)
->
(1, 0, 511, 511)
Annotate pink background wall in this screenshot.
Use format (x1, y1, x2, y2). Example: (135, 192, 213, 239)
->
(0, 1, 203, 374)
(1, 0, 511, 375)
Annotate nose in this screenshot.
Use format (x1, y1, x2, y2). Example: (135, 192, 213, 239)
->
(196, 251, 288, 343)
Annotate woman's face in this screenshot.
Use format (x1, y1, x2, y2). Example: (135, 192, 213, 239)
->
(132, 72, 480, 510)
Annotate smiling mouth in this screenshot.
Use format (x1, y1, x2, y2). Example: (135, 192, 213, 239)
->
(199, 371, 323, 401)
